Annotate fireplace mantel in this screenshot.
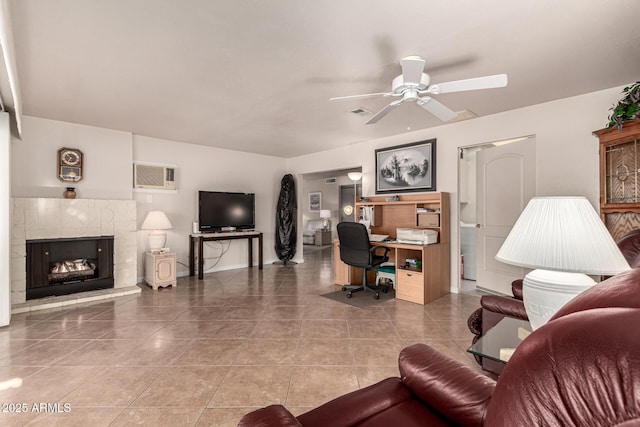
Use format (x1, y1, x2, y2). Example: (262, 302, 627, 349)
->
(11, 198, 137, 305)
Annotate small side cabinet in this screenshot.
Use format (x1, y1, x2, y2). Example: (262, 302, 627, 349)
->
(145, 252, 177, 290)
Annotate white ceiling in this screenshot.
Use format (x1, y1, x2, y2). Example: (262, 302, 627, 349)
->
(8, 0, 640, 158)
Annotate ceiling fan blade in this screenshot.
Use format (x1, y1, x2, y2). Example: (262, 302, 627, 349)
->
(417, 97, 457, 121)
(400, 56, 425, 85)
(329, 92, 391, 101)
(428, 74, 508, 94)
(366, 99, 403, 124)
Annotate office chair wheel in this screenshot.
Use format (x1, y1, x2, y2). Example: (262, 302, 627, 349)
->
(341, 286, 347, 292)
(346, 292, 353, 298)
(374, 292, 380, 300)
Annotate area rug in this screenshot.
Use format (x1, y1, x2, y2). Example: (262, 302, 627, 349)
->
(320, 288, 395, 308)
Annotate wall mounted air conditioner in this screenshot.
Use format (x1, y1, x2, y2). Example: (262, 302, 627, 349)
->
(133, 162, 176, 190)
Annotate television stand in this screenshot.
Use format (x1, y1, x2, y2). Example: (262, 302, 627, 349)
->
(189, 231, 263, 280)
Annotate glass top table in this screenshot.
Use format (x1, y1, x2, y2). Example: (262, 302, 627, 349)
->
(467, 317, 532, 364)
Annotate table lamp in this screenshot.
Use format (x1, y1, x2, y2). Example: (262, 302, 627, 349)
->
(320, 209, 331, 230)
(495, 196, 630, 330)
(141, 210, 173, 251)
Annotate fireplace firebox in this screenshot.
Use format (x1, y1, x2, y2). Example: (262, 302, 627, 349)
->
(26, 236, 114, 300)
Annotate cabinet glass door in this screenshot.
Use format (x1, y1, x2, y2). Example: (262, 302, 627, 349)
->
(605, 138, 640, 204)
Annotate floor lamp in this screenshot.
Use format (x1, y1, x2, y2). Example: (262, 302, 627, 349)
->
(496, 197, 630, 329)
(347, 172, 362, 221)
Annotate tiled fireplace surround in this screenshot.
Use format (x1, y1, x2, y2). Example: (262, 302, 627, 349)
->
(10, 198, 140, 309)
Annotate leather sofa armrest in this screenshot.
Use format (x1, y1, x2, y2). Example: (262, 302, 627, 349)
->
(296, 377, 412, 427)
(480, 295, 528, 320)
(511, 279, 524, 300)
(237, 405, 302, 427)
(399, 343, 495, 427)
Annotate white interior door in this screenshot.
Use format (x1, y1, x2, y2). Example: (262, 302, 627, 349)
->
(476, 138, 535, 295)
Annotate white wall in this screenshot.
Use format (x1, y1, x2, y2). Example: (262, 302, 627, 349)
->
(0, 113, 10, 325)
(133, 135, 288, 278)
(10, 116, 288, 285)
(11, 116, 132, 200)
(287, 85, 627, 293)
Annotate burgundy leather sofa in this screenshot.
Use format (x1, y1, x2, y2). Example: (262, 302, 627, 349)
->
(467, 228, 640, 373)
(238, 269, 640, 426)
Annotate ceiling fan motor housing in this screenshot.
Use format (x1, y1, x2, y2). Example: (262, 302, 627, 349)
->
(392, 73, 430, 95)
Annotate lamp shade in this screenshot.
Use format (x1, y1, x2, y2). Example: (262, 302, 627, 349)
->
(347, 172, 362, 181)
(320, 209, 331, 219)
(141, 211, 173, 231)
(496, 197, 629, 275)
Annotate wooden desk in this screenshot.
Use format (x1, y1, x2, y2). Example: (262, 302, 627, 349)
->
(335, 193, 450, 305)
(189, 231, 263, 279)
(334, 239, 450, 305)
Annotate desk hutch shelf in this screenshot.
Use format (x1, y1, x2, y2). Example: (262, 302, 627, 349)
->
(334, 192, 450, 305)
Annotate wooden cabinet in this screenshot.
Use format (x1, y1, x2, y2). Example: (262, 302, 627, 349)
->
(594, 121, 640, 240)
(145, 252, 177, 290)
(396, 268, 424, 304)
(334, 192, 450, 305)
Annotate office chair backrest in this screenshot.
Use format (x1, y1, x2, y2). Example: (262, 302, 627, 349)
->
(337, 222, 372, 268)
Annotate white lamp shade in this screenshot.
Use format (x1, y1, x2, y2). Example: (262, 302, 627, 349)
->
(497, 196, 630, 329)
(320, 209, 331, 219)
(347, 172, 362, 181)
(141, 211, 173, 230)
(496, 197, 630, 275)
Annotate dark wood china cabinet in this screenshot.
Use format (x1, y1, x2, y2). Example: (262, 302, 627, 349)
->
(594, 121, 640, 240)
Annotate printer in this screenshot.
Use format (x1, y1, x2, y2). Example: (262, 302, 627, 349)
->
(396, 228, 438, 245)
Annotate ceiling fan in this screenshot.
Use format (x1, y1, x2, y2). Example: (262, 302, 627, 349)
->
(330, 56, 508, 124)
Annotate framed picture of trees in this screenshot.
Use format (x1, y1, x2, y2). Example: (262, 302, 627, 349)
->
(375, 139, 436, 194)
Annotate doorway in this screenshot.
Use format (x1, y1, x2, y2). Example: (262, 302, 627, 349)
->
(458, 136, 536, 295)
(301, 167, 363, 259)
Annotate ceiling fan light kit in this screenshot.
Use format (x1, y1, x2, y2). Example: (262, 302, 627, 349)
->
(331, 56, 508, 124)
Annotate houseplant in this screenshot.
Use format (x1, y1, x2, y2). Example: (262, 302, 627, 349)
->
(608, 82, 640, 130)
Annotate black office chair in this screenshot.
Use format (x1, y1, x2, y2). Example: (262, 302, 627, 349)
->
(337, 222, 390, 299)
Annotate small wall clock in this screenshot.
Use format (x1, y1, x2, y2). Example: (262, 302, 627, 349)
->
(57, 147, 83, 182)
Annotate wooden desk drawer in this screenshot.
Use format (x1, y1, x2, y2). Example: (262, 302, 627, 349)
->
(396, 269, 424, 304)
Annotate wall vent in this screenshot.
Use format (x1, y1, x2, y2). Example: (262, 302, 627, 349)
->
(350, 107, 371, 116)
(325, 178, 337, 184)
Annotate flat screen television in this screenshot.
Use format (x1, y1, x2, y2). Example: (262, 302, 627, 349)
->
(198, 191, 255, 232)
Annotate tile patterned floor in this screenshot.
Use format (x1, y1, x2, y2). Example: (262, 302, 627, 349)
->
(0, 246, 486, 426)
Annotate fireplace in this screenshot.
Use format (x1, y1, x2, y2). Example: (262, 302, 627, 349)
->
(26, 236, 114, 300)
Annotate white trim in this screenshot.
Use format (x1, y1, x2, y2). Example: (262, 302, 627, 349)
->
(0, 112, 10, 325)
(0, 1, 22, 136)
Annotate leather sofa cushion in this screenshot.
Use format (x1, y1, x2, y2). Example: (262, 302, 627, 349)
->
(297, 378, 413, 427)
(355, 400, 451, 426)
(238, 404, 302, 427)
(485, 308, 640, 426)
(551, 268, 640, 320)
